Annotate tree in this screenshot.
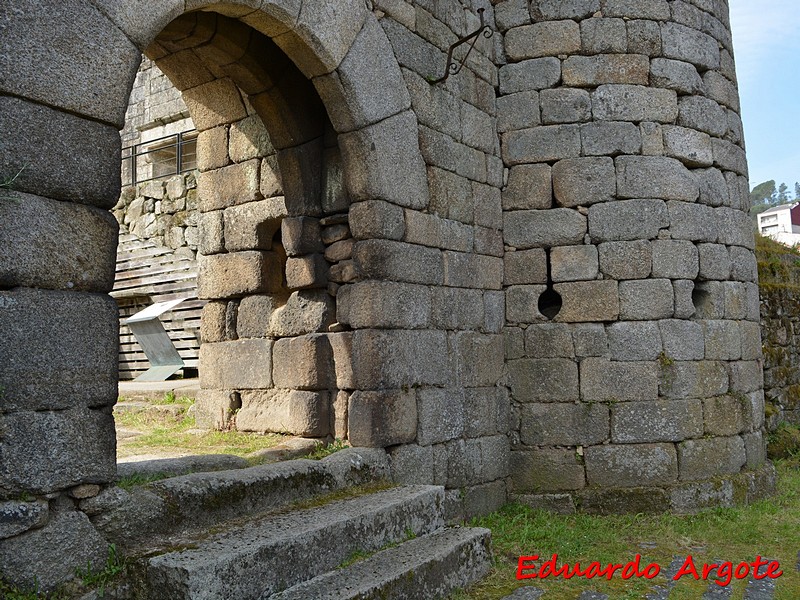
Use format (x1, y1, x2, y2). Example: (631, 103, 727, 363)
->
(778, 182, 790, 203)
(795, 182, 800, 200)
(750, 180, 777, 206)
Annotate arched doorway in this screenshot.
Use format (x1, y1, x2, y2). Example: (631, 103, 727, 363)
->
(0, 0, 428, 511)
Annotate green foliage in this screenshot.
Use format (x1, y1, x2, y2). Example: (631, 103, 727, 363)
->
(75, 544, 125, 595)
(750, 179, 777, 206)
(302, 438, 349, 460)
(749, 178, 800, 218)
(778, 182, 791, 203)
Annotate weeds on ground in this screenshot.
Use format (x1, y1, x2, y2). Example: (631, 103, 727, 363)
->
(303, 438, 349, 460)
(453, 461, 800, 600)
(75, 544, 125, 595)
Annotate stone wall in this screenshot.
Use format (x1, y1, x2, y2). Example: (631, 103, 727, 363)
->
(363, 0, 509, 518)
(113, 172, 199, 256)
(121, 56, 191, 149)
(0, 0, 775, 590)
(497, 0, 770, 513)
(762, 286, 800, 427)
(758, 238, 800, 427)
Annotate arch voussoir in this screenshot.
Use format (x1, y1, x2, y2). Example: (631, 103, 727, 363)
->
(313, 14, 412, 134)
(270, 0, 367, 78)
(88, 0, 184, 51)
(339, 110, 430, 210)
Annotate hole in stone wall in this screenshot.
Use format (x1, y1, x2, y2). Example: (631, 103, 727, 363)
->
(229, 391, 242, 412)
(538, 249, 562, 319)
(691, 286, 709, 313)
(538, 287, 562, 319)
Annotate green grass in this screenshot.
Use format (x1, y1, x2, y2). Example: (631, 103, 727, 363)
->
(75, 544, 125, 594)
(454, 460, 800, 600)
(116, 472, 174, 490)
(302, 438, 349, 460)
(115, 396, 285, 459)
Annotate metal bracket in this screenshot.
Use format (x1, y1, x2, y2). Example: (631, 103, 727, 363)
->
(433, 7, 494, 84)
(125, 298, 186, 382)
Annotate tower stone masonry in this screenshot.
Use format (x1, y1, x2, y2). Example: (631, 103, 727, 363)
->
(0, 0, 773, 591)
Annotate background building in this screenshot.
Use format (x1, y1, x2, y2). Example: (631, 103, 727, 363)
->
(757, 202, 800, 247)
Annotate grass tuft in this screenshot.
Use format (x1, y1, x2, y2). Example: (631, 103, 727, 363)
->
(303, 438, 349, 460)
(75, 544, 125, 594)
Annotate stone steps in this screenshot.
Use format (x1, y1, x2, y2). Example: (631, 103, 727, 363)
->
(145, 485, 456, 599)
(91, 448, 390, 552)
(267, 526, 492, 600)
(88, 449, 494, 600)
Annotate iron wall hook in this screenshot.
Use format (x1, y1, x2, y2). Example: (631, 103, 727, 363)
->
(433, 7, 494, 84)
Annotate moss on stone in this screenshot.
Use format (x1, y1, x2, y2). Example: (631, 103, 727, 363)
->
(767, 423, 800, 459)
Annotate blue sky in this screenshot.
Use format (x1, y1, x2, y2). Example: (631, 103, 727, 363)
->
(729, 0, 800, 194)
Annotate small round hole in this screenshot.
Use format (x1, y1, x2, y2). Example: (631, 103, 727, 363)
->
(538, 288, 563, 320)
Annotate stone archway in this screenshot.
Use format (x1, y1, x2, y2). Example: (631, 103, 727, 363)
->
(0, 0, 427, 500)
(0, 0, 441, 590)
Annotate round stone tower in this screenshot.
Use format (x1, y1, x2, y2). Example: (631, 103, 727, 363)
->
(496, 0, 773, 512)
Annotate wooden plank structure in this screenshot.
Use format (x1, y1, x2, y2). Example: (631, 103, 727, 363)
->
(112, 233, 202, 380)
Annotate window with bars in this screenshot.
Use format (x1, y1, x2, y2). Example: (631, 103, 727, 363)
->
(121, 130, 198, 187)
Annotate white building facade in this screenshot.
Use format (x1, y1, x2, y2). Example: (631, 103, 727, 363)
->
(758, 203, 800, 247)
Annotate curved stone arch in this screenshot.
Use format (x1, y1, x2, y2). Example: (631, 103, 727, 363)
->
(1, 0, 428, 208)
(0, 0, 431, 501)
(139, 7, 434, 441)
(97, 0, 431, 210)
